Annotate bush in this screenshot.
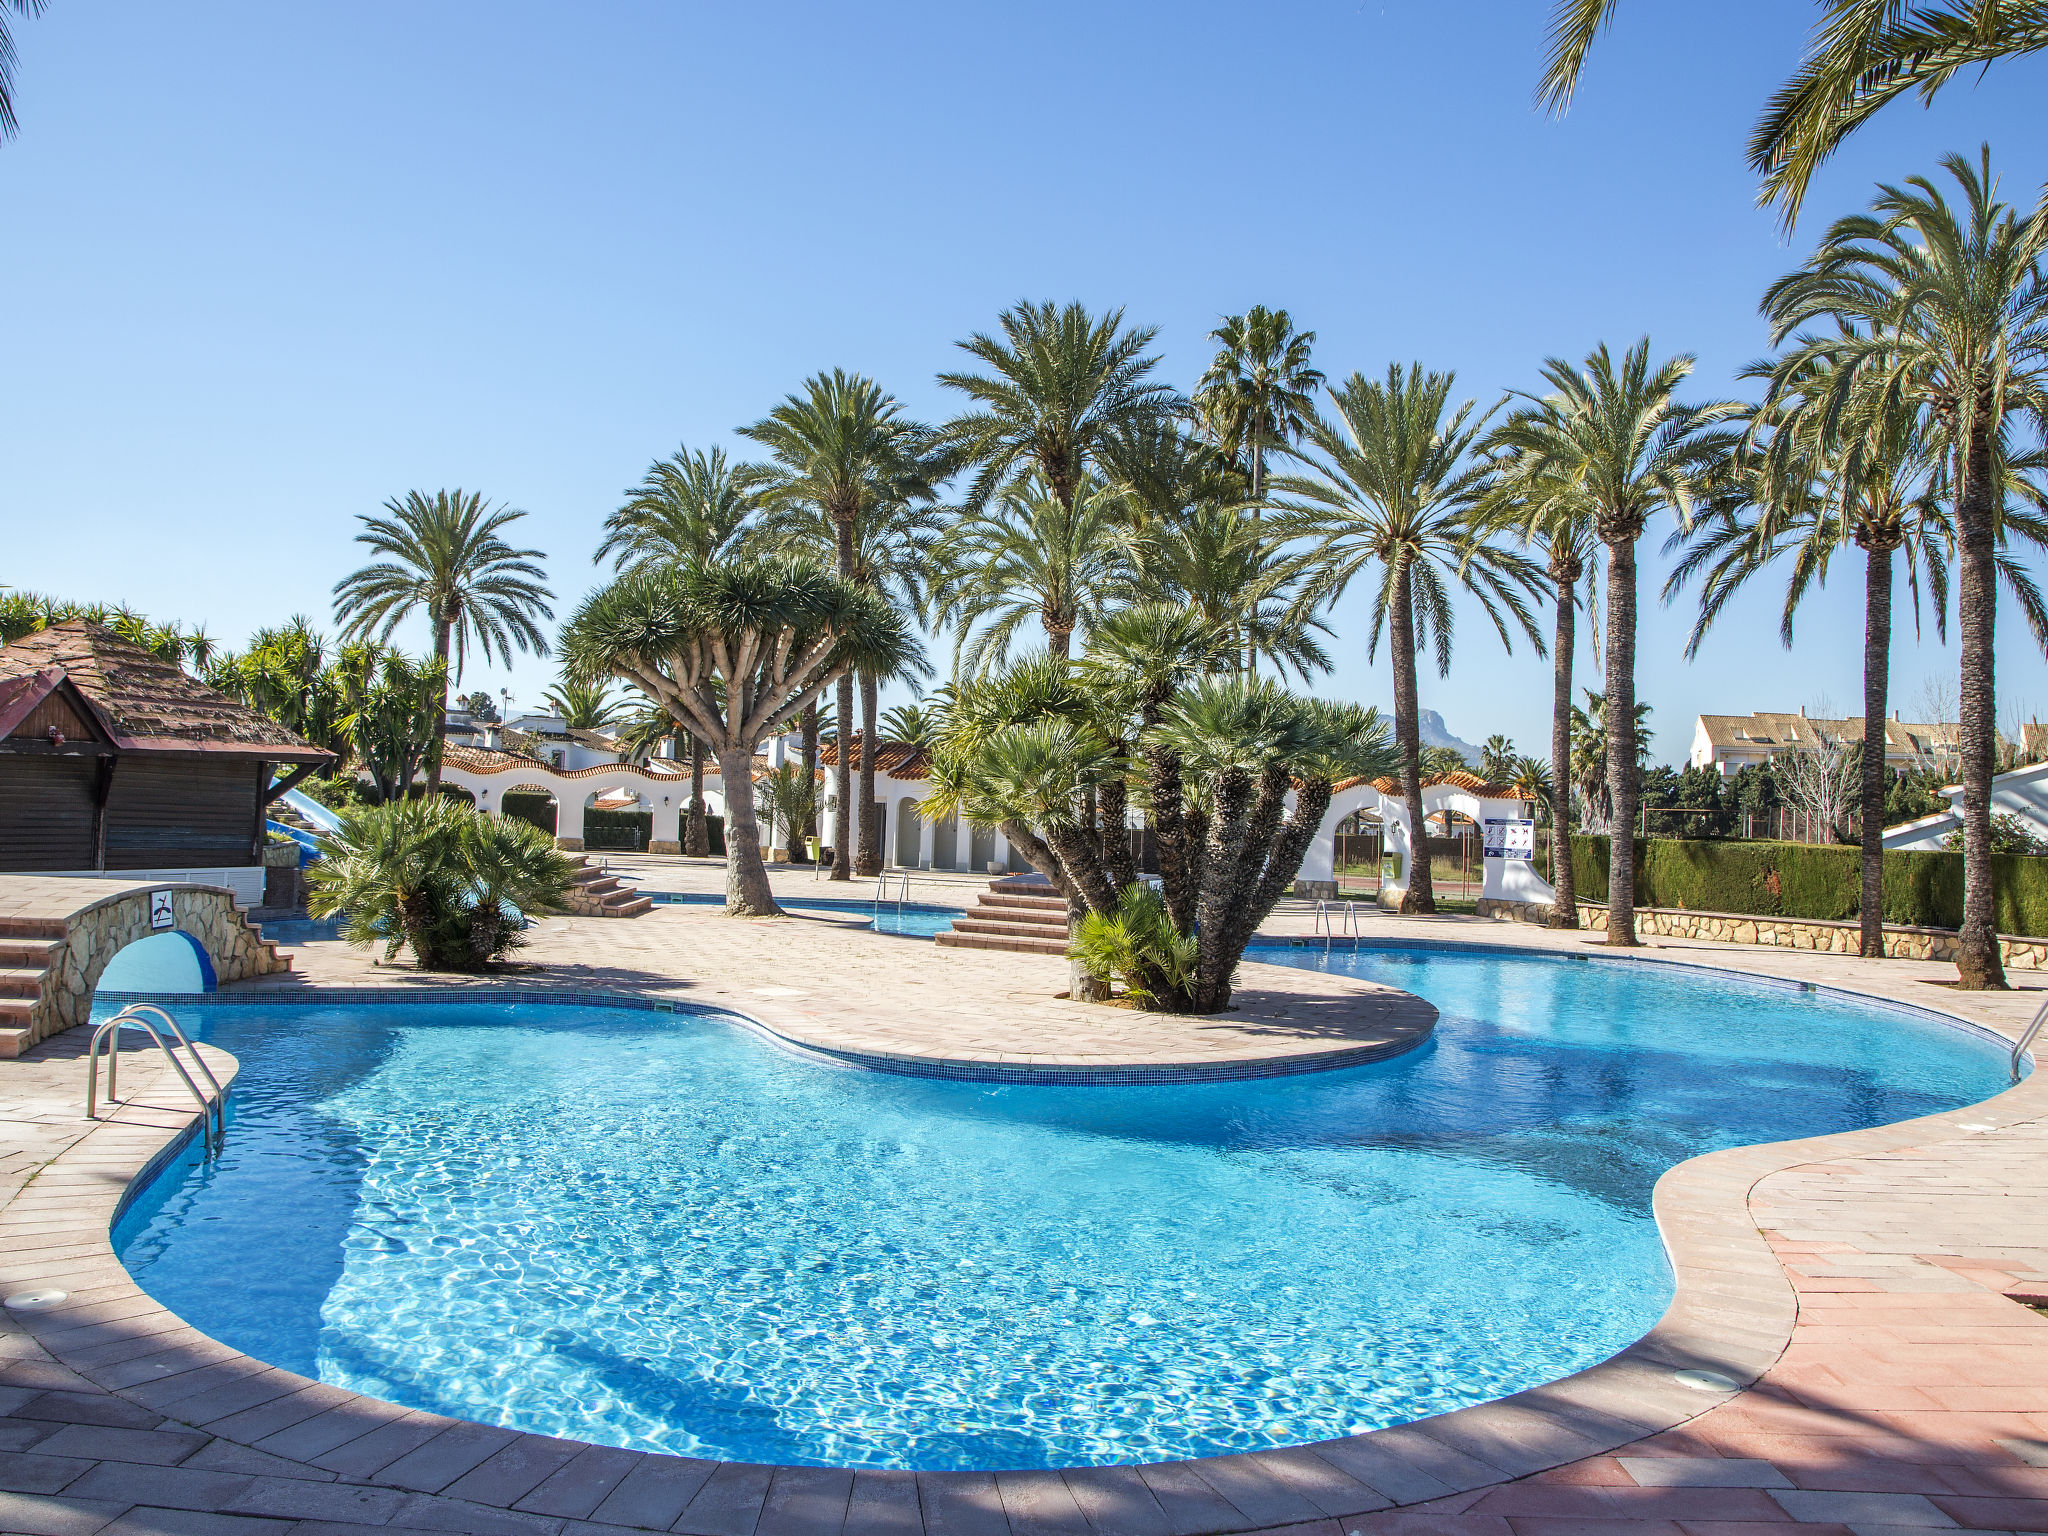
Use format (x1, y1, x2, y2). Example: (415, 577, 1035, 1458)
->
(308, 798, 576, 970)
(1568, 835, 2048, 936)
(1069, 884, 1198, 1009)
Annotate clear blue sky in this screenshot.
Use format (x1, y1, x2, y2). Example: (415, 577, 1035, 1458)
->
(3, 1, 2043, 761)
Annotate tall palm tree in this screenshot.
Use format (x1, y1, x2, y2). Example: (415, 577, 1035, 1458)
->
(1485, 432, 1604, 929)
(1488, 341, 1741, 945)
(927, 476, 1134, 671)
(1539, 0, 2047, 226)
(1570, 690, 1653, 832)
(1667, 362, 1955, 959)
(1480, 735, 1518, 781)
(0, 0, 43, 140)
(332, 490, 555, 792)
(596, 445, 759, 854)
(937, 300, 1182, 520)
(1275, 363, 1547, 914)
(1122, 502, 1334, 683)
(739, 372, 941, 878)
(1760, 149, 2048, 987)
(541, 677, 629, 733)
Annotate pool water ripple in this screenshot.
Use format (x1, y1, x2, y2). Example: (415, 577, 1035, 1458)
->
(112, 948, 2006, 1471)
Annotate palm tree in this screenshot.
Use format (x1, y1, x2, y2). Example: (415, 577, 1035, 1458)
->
(541, 677, 628, 733)
(1667, 363, 1955, 959)
(1485, 432, 1604, 929)
(0, 0, 43, 140)
(879, 702, 942, 748)
(332, 490, 555, 791)
(1570, 691, 1653, 833)
(1122, 502, 1333, 682)
(1538, 0, 2047, 226)
(1761, 149, 2048, 987)
(926, 476, 1133, 671)
(596, 446, 757, 573)
(1488, 341, 1740, 945)
(1275, 363, 1546, 914)
(1480, 735, 1517, 781)
(739, 372, 941, 879)
(937, 300, 1182, 520)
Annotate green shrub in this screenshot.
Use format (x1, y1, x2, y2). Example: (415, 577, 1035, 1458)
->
(1069, 884, 1197, 1008)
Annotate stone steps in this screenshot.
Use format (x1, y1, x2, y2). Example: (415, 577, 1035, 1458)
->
(563, 858, 653, 919)
(936, 878, 1070, 956)
(949, 917, 1069, 941)
(934, 930, 1070, 957)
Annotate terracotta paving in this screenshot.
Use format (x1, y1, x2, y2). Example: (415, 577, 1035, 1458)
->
(0, 869, 2042, 1534)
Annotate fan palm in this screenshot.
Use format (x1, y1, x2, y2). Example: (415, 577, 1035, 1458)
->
(927, 476, 1134, 670)
(739, 371, 940, 878)
(332, 490, 555, 790)
(1274, 363, 1546, 914)
(1760, 149, 2048, 986)
(1538, 0, 2048, 227)
(937, 299, 1182, 519)
(541, 676, 628, 733)
(1488, 341, 1741, 944)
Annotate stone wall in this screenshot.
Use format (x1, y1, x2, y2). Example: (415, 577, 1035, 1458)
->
(1474, 897, 2048, 969)
(33, 885, 288, 1047)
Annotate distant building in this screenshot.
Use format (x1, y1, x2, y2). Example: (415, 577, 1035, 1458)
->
(1689, 710, 1964, 779)
(1883, 760, 2048, 852)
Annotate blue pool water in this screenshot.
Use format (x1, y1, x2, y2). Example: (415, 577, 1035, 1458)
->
(650, 891, 959, 937)
(112, 952, 2007, 1471)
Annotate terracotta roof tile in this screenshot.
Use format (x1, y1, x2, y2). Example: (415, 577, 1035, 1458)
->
(817, 732, 931, 780)
(0, 621, 330, 760)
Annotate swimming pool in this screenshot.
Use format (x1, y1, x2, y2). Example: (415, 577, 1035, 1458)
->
(111, 951, 2008, 1472)
(650, 890, 960, 937)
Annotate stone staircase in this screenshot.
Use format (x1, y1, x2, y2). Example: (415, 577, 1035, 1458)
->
(934, 876, 1070, 956)
(0, 917, 64, 1049)
(564, 857, 654, 919)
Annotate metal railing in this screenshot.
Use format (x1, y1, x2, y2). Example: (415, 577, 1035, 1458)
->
(86, 1004, 225, 1157)
(1313, 899, 1360, 948)
(2012, 993, 2048, 1084)
(874, 871, 911, 924)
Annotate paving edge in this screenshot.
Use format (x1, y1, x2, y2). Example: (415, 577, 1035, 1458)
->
(2, 971, 2043, 1533)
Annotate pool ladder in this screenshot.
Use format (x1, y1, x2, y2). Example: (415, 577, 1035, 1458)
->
(1313, 899, 1361, 948)
(874, 871, 911, 925)
(2011, 993, 2048, 1084)
(85, 1004, 226, 1157)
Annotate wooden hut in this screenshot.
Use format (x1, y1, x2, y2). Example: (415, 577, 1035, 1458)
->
(0, 622, 333, 903)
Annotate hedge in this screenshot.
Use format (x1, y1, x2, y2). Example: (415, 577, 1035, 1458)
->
(1568, 835, 2048, 937)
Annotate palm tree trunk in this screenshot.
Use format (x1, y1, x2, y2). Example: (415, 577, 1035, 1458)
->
(799, 701, 820, 861)
(426, 618, 452, 794)
(1548, 557, 1580, 928)
(830, 673, 855, 880)
(855, 669, 881, 877)
(1604, 532, 1641, 947)
(1246, 447, 1263, 677)
(718, 745, 781, 917)
(685, 734, 708, 857)
(1858, 536, 1894, 959)
(1044, 623, 1073, 660)
(1953, 415, 2008, 988)
(1389, 558, 1434, 915)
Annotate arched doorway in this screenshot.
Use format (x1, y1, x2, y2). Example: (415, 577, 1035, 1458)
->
(895, 797, 922, 867)
(931, 811, 958, 871)
(500, 784, 558, 836)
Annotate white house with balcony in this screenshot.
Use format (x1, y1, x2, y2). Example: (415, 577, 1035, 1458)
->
(1690, 709, 1965, 778)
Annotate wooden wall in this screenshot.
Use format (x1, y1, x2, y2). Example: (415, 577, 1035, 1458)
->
(0, 757, 97, 870)
(103, 756, 265, 869)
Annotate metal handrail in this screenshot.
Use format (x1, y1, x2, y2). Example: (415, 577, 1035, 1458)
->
(873, 871, 910, 924)
(2012, 993, 2048, 1084)
(1312, 899, 1359, 948)
(86, 1005, 224, 1156)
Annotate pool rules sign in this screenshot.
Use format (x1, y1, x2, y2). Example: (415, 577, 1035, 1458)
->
(1483, 818, 1536, 860)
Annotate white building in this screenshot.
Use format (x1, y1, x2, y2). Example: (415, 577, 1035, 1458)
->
(816, 735, 1032, 874)
(1690, 710, 1963, 778)
(1882, 760, 2048, 852)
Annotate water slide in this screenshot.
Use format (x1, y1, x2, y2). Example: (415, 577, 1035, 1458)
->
(267, 786, 344, 863)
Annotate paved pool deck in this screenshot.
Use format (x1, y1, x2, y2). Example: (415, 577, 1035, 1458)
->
(0, 873, 2043, 1535)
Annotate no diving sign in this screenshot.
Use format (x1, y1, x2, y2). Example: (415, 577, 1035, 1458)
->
(149, 890, 175, 929)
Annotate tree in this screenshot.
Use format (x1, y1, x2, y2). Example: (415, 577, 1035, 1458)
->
(739, 371, 940, 880)
(1666, 360, 1956, 955)
(0, 593, 213, 669)
(1538, 0, 2048, 227)
(541, 677, 628, 732)
(937, 299, 1181, 520)
(1489, 341, 1740, 944)
(1480, 734, 1518, 780)
(0, 0, 43, 140)
(332, 490, 555, 792)
(879, 702, 941, 748)
(1421, 745, 1472, 777)
(756, 762, 818, 859)
(559, 556, 913, 915)
(1570, 690, 1653, 833)
(1761, 149, 2048, 986)
(332, 646, 449, 802)
(927, 476, 1133, 670)
(1275, 363, 1546, 914)
(457, 690, 501, 724)
(1194, 307, 1325, 670)
(309, 797, 574, 971)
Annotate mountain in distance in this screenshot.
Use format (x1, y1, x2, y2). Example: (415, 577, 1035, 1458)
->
(1359, 706, 1482, 763)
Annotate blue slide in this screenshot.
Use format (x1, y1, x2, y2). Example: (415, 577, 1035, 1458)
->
(268, 786, 344, 865)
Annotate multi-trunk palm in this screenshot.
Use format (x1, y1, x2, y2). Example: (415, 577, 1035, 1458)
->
(1275, 363, 1546, 914)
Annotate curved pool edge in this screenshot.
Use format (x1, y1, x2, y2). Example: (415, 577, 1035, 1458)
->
(3, 977, 2040, 1533)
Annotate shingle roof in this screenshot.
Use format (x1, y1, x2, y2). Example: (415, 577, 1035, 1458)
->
(0, 622, 331, 760)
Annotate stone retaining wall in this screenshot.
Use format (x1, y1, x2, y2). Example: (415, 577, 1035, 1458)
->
(32, 885, 288, 1047)
(1473, 895, 2048, 968)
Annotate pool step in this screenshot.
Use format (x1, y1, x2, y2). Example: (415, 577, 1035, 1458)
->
(563, 858, 654, 919)
(934, 878, 1070, 956)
